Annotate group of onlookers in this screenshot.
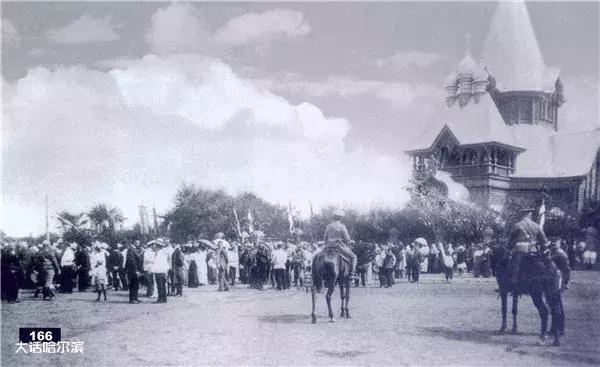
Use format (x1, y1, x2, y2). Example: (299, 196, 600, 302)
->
(1, 226, 598, 304)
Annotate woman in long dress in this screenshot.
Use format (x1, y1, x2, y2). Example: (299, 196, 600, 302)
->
(196, 247, 209, 286)
(186, 245, 200, 288)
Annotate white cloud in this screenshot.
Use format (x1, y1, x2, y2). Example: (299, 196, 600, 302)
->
(146, 3, 211, 54)
(46, 15, 120, 44)
(214, 8, 310, 45)
(2, 55, 413, 236)
(265, 75, 441, 110)
(376, 50, 443, 69)
(2, 19, 20, 47)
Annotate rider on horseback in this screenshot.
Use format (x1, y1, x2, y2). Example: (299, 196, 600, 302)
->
(323, 209, 358, 279)
(508, 208, 548, 286)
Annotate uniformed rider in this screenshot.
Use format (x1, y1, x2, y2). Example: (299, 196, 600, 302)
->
(508, 208, 548, 284)
(323, 209, 358, 278)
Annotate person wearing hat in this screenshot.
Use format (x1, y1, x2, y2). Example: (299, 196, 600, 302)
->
(59, 242, 77, 293)
(151, 239, 169, 303)
(214, 236, 230, 291)
(108, 244, 124, 291)
(75, 242, 91, 292)
(548, 236, 570, 335)
(323, 209, 358, 278)
(125, 241, 143, 303)
(142, 241, 156, 297)
(508, 207, 548, 287)
(90, 242, 108, 301)
(33, 240, 61, 300)
(171, 243, 185, 296)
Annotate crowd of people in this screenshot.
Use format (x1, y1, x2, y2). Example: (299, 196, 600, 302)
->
(1, 222, 597, 304)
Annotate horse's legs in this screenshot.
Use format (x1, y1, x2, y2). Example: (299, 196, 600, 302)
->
(326, 283, 335, 322)
(511, 292, 519, 333)
(311, 284, 317, 324)
(339, 280, 345, 317)
(344, 278, 351, 319)
(500, 291, 507, 333)
(531, 292, 549, 341)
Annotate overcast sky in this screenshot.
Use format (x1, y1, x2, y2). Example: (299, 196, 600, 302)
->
(2, 1, 599, 236)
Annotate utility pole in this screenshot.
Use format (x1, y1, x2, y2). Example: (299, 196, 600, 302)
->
(153, 207, 159, 236)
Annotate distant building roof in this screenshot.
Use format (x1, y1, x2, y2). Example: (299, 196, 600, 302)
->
(481, 1, 558, 92)
(406, 93, 523, 152)
(514, 126, 600, 178)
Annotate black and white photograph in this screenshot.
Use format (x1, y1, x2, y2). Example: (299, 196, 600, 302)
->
(1, 1, 599, 366)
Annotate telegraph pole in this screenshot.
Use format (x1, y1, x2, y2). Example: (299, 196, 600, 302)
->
(153, 206, 159, 236)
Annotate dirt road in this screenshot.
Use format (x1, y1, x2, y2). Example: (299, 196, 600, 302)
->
(2, 272, 599, 366)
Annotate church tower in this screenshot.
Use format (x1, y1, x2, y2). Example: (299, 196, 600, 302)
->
(481, 1, 564, 130)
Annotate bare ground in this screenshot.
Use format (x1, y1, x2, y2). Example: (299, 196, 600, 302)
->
(2, 272, 599, 366)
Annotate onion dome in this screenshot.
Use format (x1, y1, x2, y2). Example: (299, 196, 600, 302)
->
(457, 54, 478, 78)
(444, 71, 458, 87)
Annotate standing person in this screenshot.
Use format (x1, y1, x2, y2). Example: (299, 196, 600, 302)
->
(1, 243, 22, 303)
(549, 236, 571, 335)
(125, 242, 143, 304)
(228, 243, 239, 286)
(90, 243, 108, 301)
(75, 244, 91, 292)
(323, 209, 358, 278)
(34, 240, 61, 301)
(151, 240, 169, 303)
(291, 244, 305, 287)
(171, 243, 185, 296)
(411, 239, 426, 283)
(185, 243, 200, 288)
(23, 243, 39, 289)
(108, 245, 123, 291)
(455, 245, 467, 276)
(118, 243, 129, 291)
(214, 235, 230, 292)
(142, 242, 155, 297)
(397, 244, 407, 281)
(59, 242, 77, 293)
(197, 243, 209, 286)
(163, 239, 175, 295)
(382, 246, 397, 288)
(272, 243, 288, 290)
(439, 242, 455, 282)
(374, 247, 385, 287)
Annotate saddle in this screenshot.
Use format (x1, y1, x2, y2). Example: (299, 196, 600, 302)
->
(322, 243, 352, 264)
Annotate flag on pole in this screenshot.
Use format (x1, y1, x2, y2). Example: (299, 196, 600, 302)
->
(538, 198, 546, 229)
(287, 201, 295, 234)
(233, 207, 242, 238)
(247, 210, 254, 234)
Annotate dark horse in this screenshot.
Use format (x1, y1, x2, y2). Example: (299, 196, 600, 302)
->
(492, 245, 563, 346)
(311, 242, 376, 323)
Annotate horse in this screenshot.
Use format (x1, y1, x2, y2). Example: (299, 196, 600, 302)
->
(492, 245, 563, 346)
(311, 242, 377, 323)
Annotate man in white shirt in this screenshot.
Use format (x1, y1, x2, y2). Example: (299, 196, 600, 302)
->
(150, 240, 169, 303)
(228, 242, 239, 286)
(272, 243, 288, 290)
(142, 242, 156, 297)
(59, 242, 77, 293)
